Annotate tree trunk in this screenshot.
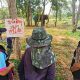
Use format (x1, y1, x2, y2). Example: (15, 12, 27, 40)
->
(7, 0, 17, 18)
(55, 0, 58, 27)
(59, 9, 62, 20)
(7, 0, 21, 59)
(30, 4, 32, 26)
(72, 0, 76, 32)
(55, 9, 58, 26)
(75, 0, 80, 30)
(27, 3, 30, 26)
(41, 0, 45, 27)
(31, 13, 32, 26)
(27, 0, 32, 26)
(72, 0, 80, 32)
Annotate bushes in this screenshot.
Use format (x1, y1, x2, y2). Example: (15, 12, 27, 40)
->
(0, 23, 4, 28)
(10, 59, 20, 71)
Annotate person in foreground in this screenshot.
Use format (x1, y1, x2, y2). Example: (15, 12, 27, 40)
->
(18, 27, 55, 80)
(70, 41, 80, 80)
(0, 45, 14, 80)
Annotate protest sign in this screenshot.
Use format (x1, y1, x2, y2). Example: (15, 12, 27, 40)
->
(5, 18, 24, 37)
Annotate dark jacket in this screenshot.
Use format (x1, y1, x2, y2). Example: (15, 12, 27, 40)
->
(71, 50, 80, 79)
(71, 41, 80, 79)
(18, 48, 55, 80)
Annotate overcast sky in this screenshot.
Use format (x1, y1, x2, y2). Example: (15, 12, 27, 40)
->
(0, 0, 8, 8)
(44, 2, 51, 15)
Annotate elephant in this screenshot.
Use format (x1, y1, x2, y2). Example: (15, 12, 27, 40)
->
(33, 14, 49, 26)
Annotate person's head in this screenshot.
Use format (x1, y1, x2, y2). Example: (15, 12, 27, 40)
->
(0, 45, 5, 51)
(0, 28, 6, 40)
(27, 27, 52, 47)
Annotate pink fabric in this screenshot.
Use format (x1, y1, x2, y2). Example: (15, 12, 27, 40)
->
(0, 67, 6, 72)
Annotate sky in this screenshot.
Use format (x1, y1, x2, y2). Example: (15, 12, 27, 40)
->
(44, 2, 51, 15)
(0, 0, 7, 8)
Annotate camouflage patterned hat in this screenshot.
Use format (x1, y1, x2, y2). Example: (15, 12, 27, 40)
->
(27, 27, 55, 69)
(27, 27, 52, 47)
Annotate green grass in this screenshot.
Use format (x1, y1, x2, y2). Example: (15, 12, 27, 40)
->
(0, 23, 4, 28)
(64, 30, 80, 40)
(10, 59, 20, 71)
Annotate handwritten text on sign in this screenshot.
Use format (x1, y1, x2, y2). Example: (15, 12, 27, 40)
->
(5, 19, 24, 37)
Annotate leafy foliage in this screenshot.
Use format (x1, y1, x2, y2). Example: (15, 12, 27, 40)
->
(0, 8, 9, 19)
(16, 0, 41, 17)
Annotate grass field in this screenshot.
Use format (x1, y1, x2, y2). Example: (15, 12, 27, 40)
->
(19, 27, 79, 80)
(1, 19, 80, 80)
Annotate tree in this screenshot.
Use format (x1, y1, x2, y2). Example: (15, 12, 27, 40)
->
(7, 0, 21, 59)
(16, 0, 41, 26)
(27, 0, 32, 26)
(72, 0, 80, 32)
(33, 0, 49, 26)
(7, 0, 17, 18)
(16, 0, 50, 27)
(72, 0, 76, 32)
(50, 0, 68, 27)
(0, 8, 9, 19)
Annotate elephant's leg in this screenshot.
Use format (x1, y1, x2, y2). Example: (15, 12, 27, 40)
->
(35, 21, 38, 26)
(42, 20, 45, 26)
(35, 21, 37, 26)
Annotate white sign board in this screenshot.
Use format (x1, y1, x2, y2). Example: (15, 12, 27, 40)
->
(5, 18, 24, 37)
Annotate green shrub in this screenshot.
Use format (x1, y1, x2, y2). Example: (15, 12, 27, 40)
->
(9, 59, 20, 71)
(0, 23, 4, 28)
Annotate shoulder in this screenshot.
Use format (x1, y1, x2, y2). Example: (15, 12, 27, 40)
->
(0, 52, 7, 69)
(0, 52, 6, 59)
(22, 47, 31, 59)
(48, 63, 55, 68)
(23, 47, 31, 56)
(0, 52, 5, 56)
(26, 45, 30, 49)
(26, 46, 31, 53)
